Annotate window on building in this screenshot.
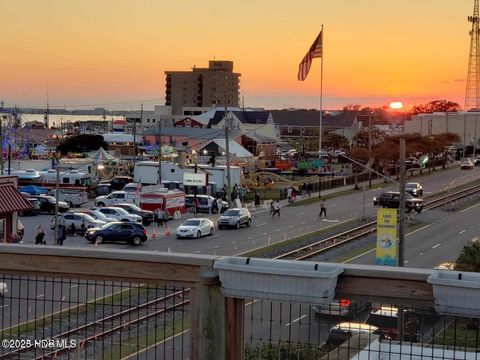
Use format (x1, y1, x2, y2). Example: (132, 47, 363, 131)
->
(300, 127, 305, 134)
(147, 119, 150, 123)
(152, 119, 156, 123)
(288, 127, 292, 133)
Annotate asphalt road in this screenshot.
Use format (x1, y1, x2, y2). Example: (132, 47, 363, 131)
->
(347, 200, 480, 268)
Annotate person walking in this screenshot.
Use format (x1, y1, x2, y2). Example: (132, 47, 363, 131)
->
(301, 183, 307, 197)
(306, 183, 313, 197)
(57, 224, 67, 246)
(269, 201, 275, 216)
(271, 200, 281, 218)
(254, 191, 260, 207)
(287, 187, 293, 203)
(35, 225, 46, 245)
(155, 208, 165, 227)
(319, 198, 327, 217)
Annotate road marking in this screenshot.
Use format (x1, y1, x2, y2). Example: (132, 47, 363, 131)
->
(286, 315, 307, 327)
(194, 250, 201, 254)
(70, 285, 78, 289)
(432, 244, 441, 249)
(344, 224, 432, 263)
(262, 233, 267, 236)
(213, 246, 220, 249)
(288, 225, 294, 228)
(248, 237, 253, 240)
(296, 212, 305, 216)
(322, 219, 340, 223)
(301, 221, 306, 225)
(276, 229, 281, 232)
(460, 202, 480, 213)
(36, 294, 44, 298)
(0, 305, 8, 308)
(255, 223, 267, 227)
(404, 260, 409, 264)
(459, 230, 466, 235)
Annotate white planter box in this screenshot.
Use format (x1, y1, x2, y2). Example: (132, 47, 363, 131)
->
(428, 270, 480, 317)
(213, 257, 343, 304)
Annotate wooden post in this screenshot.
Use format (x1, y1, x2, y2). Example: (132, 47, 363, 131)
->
(225, 297, 245, 360)
(190, 267, 227, 360)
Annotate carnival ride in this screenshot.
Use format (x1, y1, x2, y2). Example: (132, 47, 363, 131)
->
(0, 108, 31, 160)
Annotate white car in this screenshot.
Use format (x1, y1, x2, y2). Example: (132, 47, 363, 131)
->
(460, 159, 474, 170)
(176, 218, 214, 239)
(0, 282, 8, 300)
(78, 209, 116, 223)
(95, 207, 143, 223)
(50, 212, 105, 230)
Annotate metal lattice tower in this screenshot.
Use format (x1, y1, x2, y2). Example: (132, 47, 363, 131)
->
(465, 0, 480, 111)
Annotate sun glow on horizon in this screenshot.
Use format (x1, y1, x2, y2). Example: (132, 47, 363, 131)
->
(389, 102, 403, 110)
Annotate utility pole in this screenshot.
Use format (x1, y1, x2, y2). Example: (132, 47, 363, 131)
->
(368, 113, 373, 188)
(475, 113, 478, 156)
(464, 114, 467, 159)
(397, 137, 406, 341)
(7, 145, 11, 175)
(224, 77, 232, 204)
(0, 116, 3, 175)
(54, 156, 60, 245)
(133, 102, 142, 165)
(157, 117, 162, 185)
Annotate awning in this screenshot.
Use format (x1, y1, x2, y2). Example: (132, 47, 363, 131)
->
(0, 186, 32, 214)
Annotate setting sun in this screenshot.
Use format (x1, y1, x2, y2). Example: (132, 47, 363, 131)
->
(389, 101, 404, 110)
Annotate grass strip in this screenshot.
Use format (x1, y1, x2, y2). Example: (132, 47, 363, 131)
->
(434, 319, 480, 348)
(2, 285, 148, 339)
(239, 218, 362, 258)
(104, 319, 189, 360)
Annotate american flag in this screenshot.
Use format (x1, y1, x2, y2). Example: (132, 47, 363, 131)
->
(298, 30, 323, 81)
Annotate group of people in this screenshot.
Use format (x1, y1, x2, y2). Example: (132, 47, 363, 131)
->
(34, 224, 67, 246)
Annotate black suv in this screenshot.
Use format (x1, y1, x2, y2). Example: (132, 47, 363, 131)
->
(373, 192, 424, 213)
(85, 222, 147, 246)
(110, 176, 134, 191)
(115, 203, 154, 225)
(28, 195, 70, 214)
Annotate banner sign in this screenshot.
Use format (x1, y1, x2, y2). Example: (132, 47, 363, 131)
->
(375, 208, 398, 266)
(311, 159, 325, 168)
(183, 173, 207, 187)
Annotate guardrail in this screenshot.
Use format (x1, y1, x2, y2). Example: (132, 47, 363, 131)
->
(0, 246, 478, 359)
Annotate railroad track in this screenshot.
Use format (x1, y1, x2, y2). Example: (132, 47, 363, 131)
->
(275, 184, 480, 261)
(0, 289, 190, 360)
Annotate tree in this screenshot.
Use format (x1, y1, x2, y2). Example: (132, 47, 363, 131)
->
(353, 128, 385, 148)
(342, 104, 361, 112)
(410, 100, 461, 115)
(323, 133, 349, 149)
(455, 238, 480, 272)
(57, 134, 108, 155)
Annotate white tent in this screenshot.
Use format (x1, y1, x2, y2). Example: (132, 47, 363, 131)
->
(91, 147, 118, 163)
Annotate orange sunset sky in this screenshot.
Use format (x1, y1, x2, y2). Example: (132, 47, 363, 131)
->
(0, 0, 473, 111)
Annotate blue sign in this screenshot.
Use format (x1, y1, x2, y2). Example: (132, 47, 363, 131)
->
(311, 159, 325, 168)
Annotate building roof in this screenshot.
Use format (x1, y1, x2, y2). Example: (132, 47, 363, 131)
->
(142, 127, 241, 140)
(193, 107, 241, 125)
(102, 133, 142, 144)
(0, 185, 32, 214)
(271, 110, 358, 129)
(242, 132, 277, 143)
(200, 139, 253, 158)
(209, 111, 270, 126)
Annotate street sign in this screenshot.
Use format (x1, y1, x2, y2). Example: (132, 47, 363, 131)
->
(375, 208, 398, 266)
(183, 173, 207, 186)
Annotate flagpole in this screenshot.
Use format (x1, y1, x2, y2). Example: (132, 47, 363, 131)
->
(318, 25, 324, 198)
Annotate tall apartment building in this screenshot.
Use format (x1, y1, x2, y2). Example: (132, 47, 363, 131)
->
(165, 60, 240, 115)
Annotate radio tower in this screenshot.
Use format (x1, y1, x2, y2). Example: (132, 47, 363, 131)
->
(465, 0, 480, 111)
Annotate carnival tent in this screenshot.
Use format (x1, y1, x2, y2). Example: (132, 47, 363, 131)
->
(91, 147, 118, 163)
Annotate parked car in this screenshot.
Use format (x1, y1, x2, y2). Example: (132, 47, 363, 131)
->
(185, 195, 228, 213)
(93, 207, 143, 223)
(123, 182, 142, 192)
(217, 209, 252, 229)
(115, 203, 154, 225)
(405, 182, 423, 197)
(95, 191, 130, 207)
(76, 209, 116, 223)
(460, 159, 474, 170)
(373, 192, 424, 213)
(85, 222, 147, 246)
(94, 183, 111, 196)
(18, 198, 41, 216)
(176, 218, 214, 239)
(110, 176, 134, 191)
(49, 188, 88, 207)
(366, 306, 419, 341)
(28, 195, 70, 214)
(50, 212, 105, 230)
(313, 299, 370, 318)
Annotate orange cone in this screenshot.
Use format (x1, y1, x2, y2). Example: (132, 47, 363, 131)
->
(151, 230, 157, 239)
(166, 226, 171, 237)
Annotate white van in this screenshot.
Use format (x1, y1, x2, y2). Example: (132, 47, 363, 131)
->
(49, 189, 88, 207)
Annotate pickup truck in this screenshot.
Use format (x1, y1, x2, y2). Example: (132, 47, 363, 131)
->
(95, 191, 137, 207)
(373, 191, 424, 213)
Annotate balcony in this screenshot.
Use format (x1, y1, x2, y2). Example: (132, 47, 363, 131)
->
(0, 245, 478, 360)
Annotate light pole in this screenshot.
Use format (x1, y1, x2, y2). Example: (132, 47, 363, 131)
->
(157, 118, 162, 185)
(54, 154, 60, 245)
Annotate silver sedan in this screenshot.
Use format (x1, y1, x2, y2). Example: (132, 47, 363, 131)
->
(176, 218, 214, 239)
